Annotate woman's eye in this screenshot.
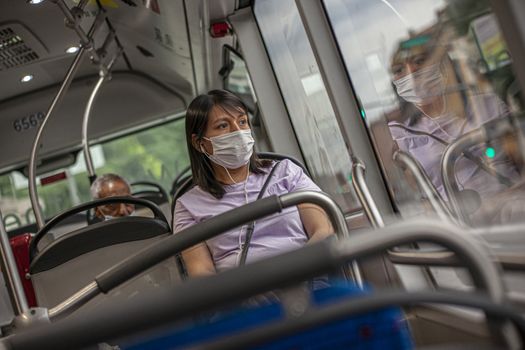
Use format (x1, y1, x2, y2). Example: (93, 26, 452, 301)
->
(217, 123, 228, 129)
(239, 119, 248, 126)
(413, 55, 427, 66)
(392, 65, 404, 76)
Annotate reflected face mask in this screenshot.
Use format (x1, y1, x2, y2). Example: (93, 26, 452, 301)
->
(393, 63, 444, 106)
(202, 129, 255, 169)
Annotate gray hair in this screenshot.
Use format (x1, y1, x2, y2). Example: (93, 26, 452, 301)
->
(90, 173, 130, 199)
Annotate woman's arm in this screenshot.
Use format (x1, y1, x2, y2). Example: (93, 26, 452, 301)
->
(182, 243, 216, 277)
(174, 200, 216, 277)
(298, 203, 334, 243)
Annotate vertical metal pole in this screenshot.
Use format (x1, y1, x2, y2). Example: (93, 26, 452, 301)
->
(82, 74, 105, 182)
(28, 47, 87, 229)
(0, 211, 29, 315)
(351, 157, 385, 228)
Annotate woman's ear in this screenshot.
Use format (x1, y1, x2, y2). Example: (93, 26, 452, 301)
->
(191, 134, 203, 152)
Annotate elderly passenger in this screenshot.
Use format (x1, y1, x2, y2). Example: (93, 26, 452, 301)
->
(90, 173, 134, 219)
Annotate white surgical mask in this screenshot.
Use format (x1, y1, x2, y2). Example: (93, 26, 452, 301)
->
(202, 129, 254, 169)
(393, 63, 444, 106)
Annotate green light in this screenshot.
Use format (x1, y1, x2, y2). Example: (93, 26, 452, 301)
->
(360, 109, 366, 119)
(485, 147, 496, 158)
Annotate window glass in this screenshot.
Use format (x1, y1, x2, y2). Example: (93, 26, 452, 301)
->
(224, 49, 256, 102)
(0, 118, 188, 229)
(254, 0, 358, 212)
(324, 0, 525, 226)
(222, 46, 271, 152)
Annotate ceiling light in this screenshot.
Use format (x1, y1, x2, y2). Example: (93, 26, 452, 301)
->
(66, 46, 79, 54)
(28, 0, 45, 4)
(21, 75, 33, 83)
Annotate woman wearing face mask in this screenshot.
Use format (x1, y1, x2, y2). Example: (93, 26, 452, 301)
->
(387, 30, 520, 208)
(173, 90, 333, 277)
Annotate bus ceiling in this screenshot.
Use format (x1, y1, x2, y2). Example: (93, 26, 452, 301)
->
(0, 0, 245, 172)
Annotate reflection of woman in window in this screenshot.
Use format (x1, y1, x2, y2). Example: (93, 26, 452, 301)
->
(388, 25, 520, 210)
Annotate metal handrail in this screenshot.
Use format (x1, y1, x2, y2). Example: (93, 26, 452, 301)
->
(47, 191, 355, 320)
(28, 4, 105, 229)
(0, 210, 29, 316)
(7, 219, 511, 350)
(441, 118, 516, 226)
(393, 150, 454, 222)
(351, 156, 384, 228)
(82, 75, 105, 180)
(28, 47, 87, 229)
(82, 51, 121, 182)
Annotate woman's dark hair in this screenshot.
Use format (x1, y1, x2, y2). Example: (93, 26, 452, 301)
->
(185, 89, 271, 199)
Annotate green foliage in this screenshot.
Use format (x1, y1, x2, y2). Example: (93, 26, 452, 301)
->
(0, 119, 189, 227)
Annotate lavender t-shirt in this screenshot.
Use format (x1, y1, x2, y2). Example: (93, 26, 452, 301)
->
(173, 159, 320, 272)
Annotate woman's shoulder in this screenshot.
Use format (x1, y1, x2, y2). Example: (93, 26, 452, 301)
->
(272, 158, 303, 175)
(176, 185, 215, 208)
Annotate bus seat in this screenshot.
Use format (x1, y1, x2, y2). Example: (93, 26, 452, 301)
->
(28, 197, 181, 310)
(9, 233, 37, 307)
(131, 181, 172, 223)
(124, 282, 412, 350)
(29, 216, 180, 309)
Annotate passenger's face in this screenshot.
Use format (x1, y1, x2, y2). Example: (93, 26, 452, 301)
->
(199, 105, 250, 155)
(391, 52, 430, 80)
(95, 181, 134, 218)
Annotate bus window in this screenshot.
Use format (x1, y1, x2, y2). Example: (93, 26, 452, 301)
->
(222, 45, 271, 153)
(223, 46, 256, 108)
(254, 0, 359, 213)
(0, 117, 188, 228)
(324, 0, 525, 226)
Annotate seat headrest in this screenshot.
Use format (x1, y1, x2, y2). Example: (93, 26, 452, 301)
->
(30, 216, 170, 274)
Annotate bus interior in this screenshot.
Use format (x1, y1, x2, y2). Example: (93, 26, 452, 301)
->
(0, 0, 525, 349)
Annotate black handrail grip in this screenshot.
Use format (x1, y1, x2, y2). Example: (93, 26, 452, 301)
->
(30, 196, 167, 261)
(95, 195, 283, 293)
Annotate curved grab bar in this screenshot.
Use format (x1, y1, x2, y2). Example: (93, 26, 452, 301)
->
(335, 219, 504, 302)
(82, 51, 121, 183)
(12, 218, 509, 350)
(441, 118, 516, 225)
(28, 5, 106, 229)
(47, 191, 351, 320)
(351, 156, 384, 228)
(28, 47, 87, 229)
(82, 75, 105, 181)
(393, 150, 454, 222)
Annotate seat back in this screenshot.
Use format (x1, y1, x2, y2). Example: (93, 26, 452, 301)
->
(29, 197, 181, 310)
(131, 181, 172, 222)
(30, 217, 179, 309)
